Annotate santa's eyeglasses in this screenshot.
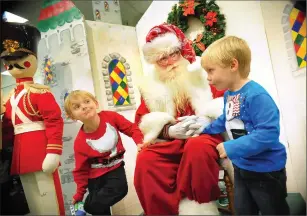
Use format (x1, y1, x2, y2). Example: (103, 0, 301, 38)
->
(157, 50, 181, 66)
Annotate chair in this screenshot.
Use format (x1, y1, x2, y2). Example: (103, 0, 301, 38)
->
(217, 158, 235, 215)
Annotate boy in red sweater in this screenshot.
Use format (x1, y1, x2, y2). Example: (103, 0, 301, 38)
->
(64, 90, 143, 215)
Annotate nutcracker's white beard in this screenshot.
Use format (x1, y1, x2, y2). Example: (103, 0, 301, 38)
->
(154, 57, 191, 113)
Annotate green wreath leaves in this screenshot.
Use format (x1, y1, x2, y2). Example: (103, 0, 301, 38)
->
(167, 0, 226, 56)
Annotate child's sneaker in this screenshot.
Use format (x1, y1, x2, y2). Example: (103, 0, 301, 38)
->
(73, 202, 86, 216)
(218, 190, 229, 207)
(217, 181, 229, 207)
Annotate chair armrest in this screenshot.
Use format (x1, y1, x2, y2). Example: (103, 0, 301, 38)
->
(218, 131, 234, 183)
(219, 158, 234, 184)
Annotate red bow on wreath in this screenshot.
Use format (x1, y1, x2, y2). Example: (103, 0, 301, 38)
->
(180, 0, 195, 16)
(205, 11, 217, 27)
(194, 34, 206, 51)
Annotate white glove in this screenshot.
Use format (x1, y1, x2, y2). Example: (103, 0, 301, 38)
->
(168, 121, 193, 139)
(177, 115, 198, 123)
(42, 153, 60, 174)
(185, 116, 212, 136)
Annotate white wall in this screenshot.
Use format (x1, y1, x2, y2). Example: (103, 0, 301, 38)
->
(136, 0, 298, 194)
(260, 1, 306, 200)
(1, 75, 15, 100)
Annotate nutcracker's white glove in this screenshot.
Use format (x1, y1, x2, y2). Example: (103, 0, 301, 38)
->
(42, 153, 60, 174)
(168, 121, 194, 140)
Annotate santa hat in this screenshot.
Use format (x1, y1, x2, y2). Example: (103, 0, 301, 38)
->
(143, 23, 196, 64)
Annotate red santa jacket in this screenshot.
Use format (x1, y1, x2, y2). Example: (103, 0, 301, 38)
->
(2, 84, 63, 175)
(135, 84, 226, 143)
(72, 111, 143, 202)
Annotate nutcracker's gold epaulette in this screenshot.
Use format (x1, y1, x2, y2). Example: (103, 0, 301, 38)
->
(25, 83, 50, 94)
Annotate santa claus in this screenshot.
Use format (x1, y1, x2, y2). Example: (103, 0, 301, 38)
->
(134, 23, 226, 215)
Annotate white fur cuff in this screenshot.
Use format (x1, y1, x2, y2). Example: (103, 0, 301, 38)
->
(179, 198, 219, 215)
(187, 56, 202, 74)
(201, 97, 224, 119)
(139, 112, 176, 144)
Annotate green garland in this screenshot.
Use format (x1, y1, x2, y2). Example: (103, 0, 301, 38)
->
(167, 0, 226, 56)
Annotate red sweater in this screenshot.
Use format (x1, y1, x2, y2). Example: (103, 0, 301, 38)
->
(73, 111, 143, 202)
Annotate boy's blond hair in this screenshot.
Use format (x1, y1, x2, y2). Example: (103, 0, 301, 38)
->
(64, 90, 97, 118)
(201, 36, 251, 78)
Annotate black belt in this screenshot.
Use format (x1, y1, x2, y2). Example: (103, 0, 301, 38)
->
(90, 151, 125, 165)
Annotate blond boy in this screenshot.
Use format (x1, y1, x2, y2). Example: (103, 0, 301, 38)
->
(64, 90, 143, 215)
(191, 36, 289, 215)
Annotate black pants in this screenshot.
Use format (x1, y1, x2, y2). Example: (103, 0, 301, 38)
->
(234, 164, 290, 215)
(84, 163, 128, 215)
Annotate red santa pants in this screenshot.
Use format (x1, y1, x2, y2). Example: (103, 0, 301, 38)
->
(134, 134, 222, 215)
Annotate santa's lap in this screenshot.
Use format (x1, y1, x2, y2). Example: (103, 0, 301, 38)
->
(134, 134, 223, 214)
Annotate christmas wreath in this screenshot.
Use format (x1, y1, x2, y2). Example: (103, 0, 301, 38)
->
(167, 0, 226, 56)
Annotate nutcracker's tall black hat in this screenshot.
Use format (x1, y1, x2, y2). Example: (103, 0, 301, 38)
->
(1, 21, 41, 59)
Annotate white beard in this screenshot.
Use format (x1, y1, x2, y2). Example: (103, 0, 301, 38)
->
(138, 56, 223, 115)
(137, 56, 224, 144)
(153, 57, 191, 113)
(153, 56, 190, 82)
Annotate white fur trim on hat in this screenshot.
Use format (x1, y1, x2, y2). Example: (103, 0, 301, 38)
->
(142, 33, 181, 64)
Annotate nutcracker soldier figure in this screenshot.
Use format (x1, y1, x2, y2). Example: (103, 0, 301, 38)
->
(1, 21, 65, 215)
